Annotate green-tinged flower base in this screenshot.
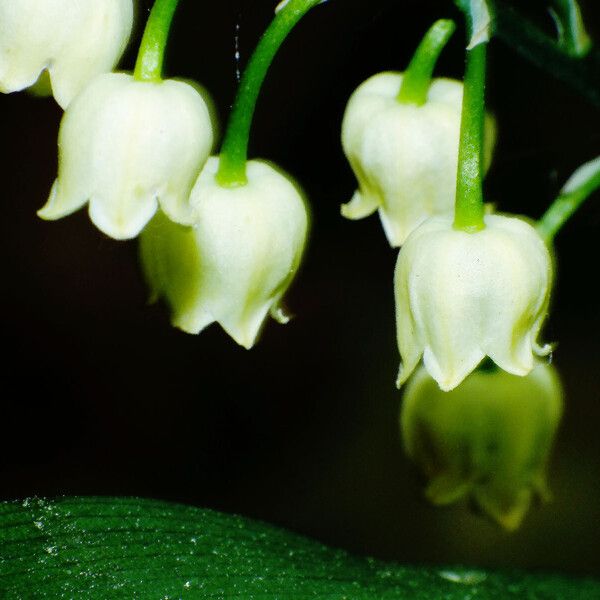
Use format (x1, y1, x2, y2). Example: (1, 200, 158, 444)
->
(401, 364, 563, 530)
(1, 497, 598, 598)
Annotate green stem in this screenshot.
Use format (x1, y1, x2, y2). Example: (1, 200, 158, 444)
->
(537, 157, 600, 242)
(134, 0, 181, 82)
(453, 42, 487, 232)
(216, 0, 324, 188)
(549, 0, 592, 57)
(494, 1, 600, 108)
(397, 19, 456, 106)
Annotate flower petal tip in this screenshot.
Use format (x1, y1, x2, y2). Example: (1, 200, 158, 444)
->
(477, 495, 531, 532)
(425, 476, 471, 506)
(396, 366, 412, 389)
(221, 321, 261, 350)
(270, 304, 292, 325)
(236, 335, 258, 351)
(340, 190, 378, 220)
(172, 312, 214, 336)
(436, 379, 460, 393)
(534, 341, 553, 357)
(37, 205, 56, 221)
(37, 181, 64, 221)
(88, 195, 158, 241)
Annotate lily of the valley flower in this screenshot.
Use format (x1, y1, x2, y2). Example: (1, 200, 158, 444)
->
(38, 73, 215, 240)
(141, 156, 308, 348)
(395, 214, 552, 391)
(401, 363, 563, 530)
(341, 72, 495, 246)
(0, 0, 133, 108)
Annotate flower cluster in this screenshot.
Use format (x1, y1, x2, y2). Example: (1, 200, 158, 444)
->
(1, 0, 309, 348)
(3, 5, 558, 385)
(339, 16, 561, 527)
(1, 0, 592, 532)
(341, 22, 553, 392)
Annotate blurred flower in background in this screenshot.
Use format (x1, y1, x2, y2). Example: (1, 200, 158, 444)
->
(401, 362, 563, 530)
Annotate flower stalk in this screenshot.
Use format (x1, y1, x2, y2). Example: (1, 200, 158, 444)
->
(549, 0, 592, 57)
(134, 0, 182, 82)
(537, 156, 600, 242)
(453, 41, 487, 232)
(216, 0, 325, 187)
(397, 19, 456, 106)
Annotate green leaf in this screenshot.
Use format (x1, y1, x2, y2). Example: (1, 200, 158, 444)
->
(548, 0, 592, 57)
(1, 497, 599, 599)
(494, 1, 600, 108)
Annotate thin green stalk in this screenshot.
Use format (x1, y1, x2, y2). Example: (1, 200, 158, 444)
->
(494, 1, 600, 108)
(397, 19, 456, 106)
(537, 157, 600, 242)
(216, 0, 324, 188)
(453, 42, 487, 232)
(549, 0, 592, 57)
(134, 0, 181, 82)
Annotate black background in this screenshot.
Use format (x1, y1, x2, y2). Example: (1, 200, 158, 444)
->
(1, 0, 599, 575)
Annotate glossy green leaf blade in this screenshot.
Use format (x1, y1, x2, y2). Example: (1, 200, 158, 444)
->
(1, 497, 599, 599)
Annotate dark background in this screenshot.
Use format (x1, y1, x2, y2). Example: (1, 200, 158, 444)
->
(1, 0, 599, 576)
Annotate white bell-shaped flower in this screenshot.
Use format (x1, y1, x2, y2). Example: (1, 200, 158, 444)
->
(401, 363, 563, 530)
(395, 214, 552, 391)
(141, 157, 308, 348)
(0, 0, 133, 108)
(38, 73, 215, 240)
(341, 72, 495, 247)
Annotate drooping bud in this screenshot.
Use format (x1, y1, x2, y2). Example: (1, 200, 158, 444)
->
(401, 363, 563, 530)
(0, 0, 133, 108)
(141, 156, 308, 348)
(38, 73, 215, 240)
(395, 214, 552, 391)
(341, 73, 495, 246)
